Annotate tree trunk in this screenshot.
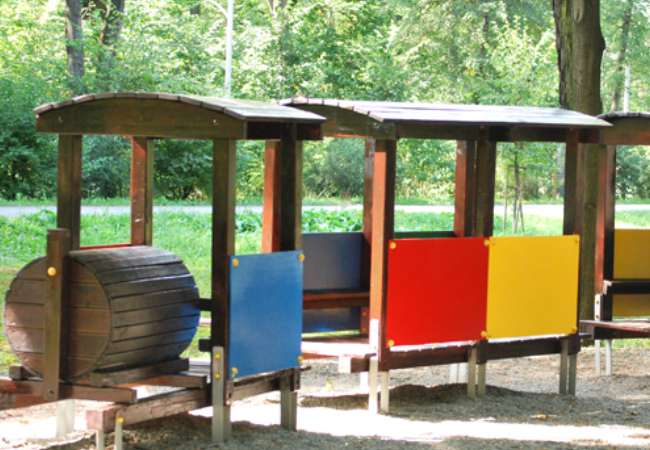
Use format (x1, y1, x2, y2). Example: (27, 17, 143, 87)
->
(553, 0, 606, 323)
(610, 0, 633, 112)
(65, 0, 85, 93)
(100, 0, 125, 52)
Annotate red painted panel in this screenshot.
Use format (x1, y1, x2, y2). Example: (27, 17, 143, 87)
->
(386, 238, 489, 346)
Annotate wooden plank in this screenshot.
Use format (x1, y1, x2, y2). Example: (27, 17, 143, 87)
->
(5, 304, 110, 331)
(131, 137, 154, 246)
(72, 246, 162, 263)
(37, 99, 247, 140)
(584, 323, 650, 339)
(602, 117, 650, 145)
(112, 287, 199, 312)
(303, 289, 369, 310)
(89, 253, 182, 273)
(394, 231, 456, 239)
(43, 229, 71, 400)
(113, 302, 199, 327)
(473, 131, 497, 237)
(86, 388, 208, 431)
(100, 342, 191, 367)
(8, 380, 137, 403)
(57, 136, 82, 250)
(280, 123, 303, 251)
(6, 327, 108, 357)
(111, 314, 200, 340)
(361, 139, 374, 291)
(484, 336, 564, 361)
(94, 263, 189, 285)
(246, 122, 323, 141)
(262, 140, 281, 253)
(454, 140, 476, 237)
(103, 274, 197, 298)
(369, 139, 397, 371)
(9, 365, 32, 380)
(107, 328, 196, 354)
(292, 105, 396, 139)
(6, 279, 107, 309)
(90, 358, 190, 387)
(603, 279, 650, 295)
(603, 146, 617, 282)
(563, 131, 585, 236)
(118, 373, 206, 390)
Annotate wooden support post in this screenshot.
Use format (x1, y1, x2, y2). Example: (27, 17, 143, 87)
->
(454, 140, 476, 237)
(369, 139, 396, 373)
(56, 399, 75, 436)
(361, 139, 375, 287)
(262, 141, 281, 253)
(280, 375, 297, 430)
(602, 145, 617, 283)
(212, 346, 231, 443)
(43, 229, 71, 401)
(57, 135, 82, 250)
(211, 140, 236, 443)
(467, 347, 477, 399)
(477, 364, 486, 398)
(280, 124, 303, 252)
(131, 137, 154, 246)
(473, 132, 497, 238)
(563, 131, 585, 236)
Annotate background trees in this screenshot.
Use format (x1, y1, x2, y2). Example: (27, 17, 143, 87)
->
(1, 0, 649, 201)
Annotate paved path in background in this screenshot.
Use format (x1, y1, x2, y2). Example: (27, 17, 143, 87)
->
(1, 204, 650, 218)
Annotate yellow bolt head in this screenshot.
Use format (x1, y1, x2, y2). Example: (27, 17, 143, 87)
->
(575, 236, 580, 244)
(47, 267, 57, 277)
(572, 327, 578, 333)
(297, 356, 304, 364)
(481, 331, 487, 338)
(388, 339, 395, 347)
(488, 331, 493, 338)
(484, 240, 490, 246)
(232, 259, 239, 267)
(215, 354, 221, 360)
(389, 242, 396, 249)
(117, 417, 124, 424)
(299, 254, 305, 261)
(215, 374, 220, 380)
(232, 367, 238, 377)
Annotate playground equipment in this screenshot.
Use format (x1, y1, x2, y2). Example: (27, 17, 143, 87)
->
(581, 112, 650, 374)
(280, 99, 610, 412)
(1, 92, 325, 447)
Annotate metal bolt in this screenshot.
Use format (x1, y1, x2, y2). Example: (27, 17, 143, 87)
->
(232, 259, 239, 267)
(215, 374, 221, 379)
(232, 367, 238, 377)
(297, 356, 304, 364)
(118, 417, 124, 424)
(215, 354, 221, 359)
(388, 339, 395, 347)
(484, 240, 490, 246)
(213, 119, 219, 125)
(299, 254, 305, 262)
(47, 267, 57, 277)
(389, 242, 396, 249)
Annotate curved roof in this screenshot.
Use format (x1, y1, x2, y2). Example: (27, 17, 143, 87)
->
(598, 111, 650, 146)
(282, 98, 609, 128)
(599, 111, 650, 121)
(34, 93, 325, 141)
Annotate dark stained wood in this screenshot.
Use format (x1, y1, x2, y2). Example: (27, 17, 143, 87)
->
(563, 131, 585, 236)
(101, 343, 191, 367)
(112, 315, 200, 341)
(5, 328, 108, 356)
(303, 290, 369, 310)
(229, 367, 300, 403)
(603, 279, 650, 295)
(369, 139, 397, 371)
(131, 137, 154, 246)
(118, 372, 206, 389)
(94, 263, 189, 285)
(73, 246, 162, 263)
(9, 365, 32, 380)
(38, 99, 247, 140)
(485, 336, 563, 361)
(292, 105, 396, 139)
(262, 140, 281, 253)
(603, 145, 617, 282)
(361, 139, 374, 290)
(8, 380, 137, 403)
(113, 302, 199, 327)
(6, 277, 107, 308)
(103, 274, 196, 298)
(86, 388, 208, 431)
(582, 319, 650, 333)
(246, 122, 323, 141)
(279, 123, 303, 251)
(89, 253, 182, 273)
(473, 131, 497, 237)
(454, 140, 476, 237)
(112, 288, 199, 312)
(602, 117, 650, 145)
(394, 231, 456, 239)
(584, 322, 650, 339)
(90, 358, 190, 387)
(57, 136, 82, 250)
(43, 229, 71, 400)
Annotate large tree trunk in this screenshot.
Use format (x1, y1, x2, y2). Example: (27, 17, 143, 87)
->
(65, 0, 85, 93)
(99, 0, 126, 50)
(610, 0, 634, 112)
(553, 0, 606, 324)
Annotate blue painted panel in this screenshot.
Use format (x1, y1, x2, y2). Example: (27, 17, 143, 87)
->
(303, 308, 361, 333)
(302, 232, 363, 290)
(228, 251, 303, 379)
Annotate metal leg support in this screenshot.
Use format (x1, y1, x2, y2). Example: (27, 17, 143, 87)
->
(95, 430, 105, 450)
(280, 375, 297, 431)
(605, 340, 613, 375)
(115, 415, 123, 450)
(368, 358, 379, 413)
(595, 340, 601, 376)
(379, 371, 389, 414)
(449, 363, 458, 383)
(212, 346, 231, 443)
(467, 348, 477, 399)
(568, 353, 577, 395)
(359, 372, 369, 389)
(56, 399, 75, 436)
(559, 340, 568, 395)
(477, 363, 486, 398)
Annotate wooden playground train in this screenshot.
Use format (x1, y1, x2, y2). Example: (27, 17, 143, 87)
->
(2, 93, 647, 447)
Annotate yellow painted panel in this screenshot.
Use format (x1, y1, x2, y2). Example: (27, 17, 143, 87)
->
(613, 295, 650, 317)
(486, 236, 580, 339)
(614, 229, 650, 279)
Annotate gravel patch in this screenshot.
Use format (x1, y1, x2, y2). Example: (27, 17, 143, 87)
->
(2, 348, 650, 449)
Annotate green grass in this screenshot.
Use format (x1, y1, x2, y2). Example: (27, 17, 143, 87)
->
(4, 209, 650, 368)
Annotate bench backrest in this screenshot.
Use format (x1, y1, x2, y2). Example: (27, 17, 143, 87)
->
(613, 229, 650, 316)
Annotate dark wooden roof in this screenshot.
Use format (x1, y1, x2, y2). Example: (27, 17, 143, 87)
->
(598, 111, 650, 146)
(34, 93, 325, 141)
(281, 98, 610, 143)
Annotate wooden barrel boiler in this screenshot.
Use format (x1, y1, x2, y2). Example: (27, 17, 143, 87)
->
(3, 246, 200, 382)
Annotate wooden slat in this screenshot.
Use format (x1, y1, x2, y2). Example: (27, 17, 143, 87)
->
(601, 117, 650, 145)
(5, 303, 110, 332)
(57, 136, 82, 250)
(361, 139, 374, 291)
(581, 319, 650, 332)
(563, 131, 584, 236)
(94, 263, 189, 285)
(111, 287, 199, 312)
(15, 353, 97, 378)
(484, 336, 564, 361)
(473, 131, 497, 237)
(279, 123, 303, 251)
(113, 302, 199, 327)
(7, 279, 107, 309)
(9, 380, 137, 404)
(99, 342, 191, 367)
(111, 315, 200, 341)
(603, 279, 650, 295)
(107, 329, 196, 354)
(89, 253, 182, 273)
(262, 140, 281, 253)
(454, 140, 476, 237)
(72, 246, 161, 264)
(603, 146, 617, 282)
(131, 137, 154, 246)
(5, 328, 108, 357)
(90, 358, 190, 387)
(103, 274, 196, 298)
(303, 290, 369, 310)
